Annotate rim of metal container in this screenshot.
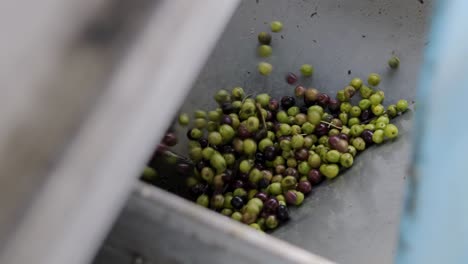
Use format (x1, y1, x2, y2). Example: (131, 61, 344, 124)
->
(132, 182, 335, 264)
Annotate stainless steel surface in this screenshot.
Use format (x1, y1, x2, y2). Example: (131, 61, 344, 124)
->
(96, 0, 430, 263)
(0, 1, 238, 263)
(95, 183, 334, 264)
(274, 111, 413, 264)
(175, 1, 429, 263)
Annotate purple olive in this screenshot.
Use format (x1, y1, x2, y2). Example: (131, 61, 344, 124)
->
(264, 198, 279, 213)
(163, 132, 178, 147)
(221, 115, 233, 125)
(308, 169, 323, 185)
(199, 138, 209, 148)
(317, 93, 330, 107)
(237, 125, 251, 139)
(328, 135, 340, 148)
(281, 96, 296, 109)
(285, 190, 298, 205)
(335, 139, 349, 153)
(328, 98, 340, 112)
(255, 192, 269, 202)
(269, 99, 280, 111)
(338, 133, 350, 142)
(266, 111, 274, 121)
(360, 109, 373, 121)
(294, 148, 309, 161)
(286, 72, 298, 85)
(315, 123, 329, 137)
(297, 181, 312, 194)
(231, 180, 245, 189)
(361, 129, 374, 144)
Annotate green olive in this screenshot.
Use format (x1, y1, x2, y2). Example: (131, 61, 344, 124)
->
(340, 102, 352, 113)
(202, 147, 215, 160)
(308, 153, 321, 168)
(231, 212, 242, 221)
(232, 86, 245, 99)
(277, 111, 290, 124)
(300, 64, 314, 77)
(287, 106, 300, 116)
(396, 99, 409, 112)
(142, 166, 158, 181)
(178, 113, 190, 126)
(206, 121, 219, 132)
(281, 176, 297, 190)
(384, 124, 399, 139)
(270, 21, 283, 32)
(239, 159, 254, 173)
(214, 90, 230, 104)
(370, 93, 383, 106)
(286, 158, 297, 168)
(291, 134, 305, 149)
(339, 112, 348, 125)
(233, 188, 247, 198)
(196, 194, 209, 207)
(221, 208, 233, 216)
(350, 78, 363, 90)
(244, 139, 257, 155)
(359, 99, 371, 110)
(326, 150, 341, 163)
(352, 137, 366, 151)
(372, 129, 385, 144)
(302, 122, 315, 134)
(223, 153, 236, 166)
(307, 110, 322, 125)
(388, 56, 400, 69)
(210, 153, 226, 173)
(337, 90, 348, 102)
(320, 164, 340, 179)
(340, 153, 354, 168)
(367, 73, 381, 86)
(208, 131, 223, 145)
(189, 147, 203, 161)
(246, 116, 260, 133)
(308, 105, 324, 115)
(348, 145, 357, 157)
(268, 182, 282, 195)
(258, 45, 272, 57)
(371, 104, 385, 116)
(348, 117, 361, 127)
(350, 106, 362, 117)
(350, 124, 364, 137)
(298, 161, 311, 175)
(386, 105, 398, 118)
(364, 124, 376, 131)
(258, 62, 273, 75)
(360, 85, 374, 99)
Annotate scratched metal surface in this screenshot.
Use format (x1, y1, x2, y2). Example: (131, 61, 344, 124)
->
(96, 0, 431, 263)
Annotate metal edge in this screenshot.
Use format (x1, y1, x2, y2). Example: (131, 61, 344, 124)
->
(134, 182, 335, 264)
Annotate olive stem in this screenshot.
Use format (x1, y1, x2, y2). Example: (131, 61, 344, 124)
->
(320, 121, 342, 130)
(162, 150, 194, 165)
(255, 103, 267, 129)
(241, 93, 256, 103)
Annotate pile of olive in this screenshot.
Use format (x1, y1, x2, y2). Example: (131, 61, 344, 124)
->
(174, 75, 408, 231)
(142, 21, 408, 232)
